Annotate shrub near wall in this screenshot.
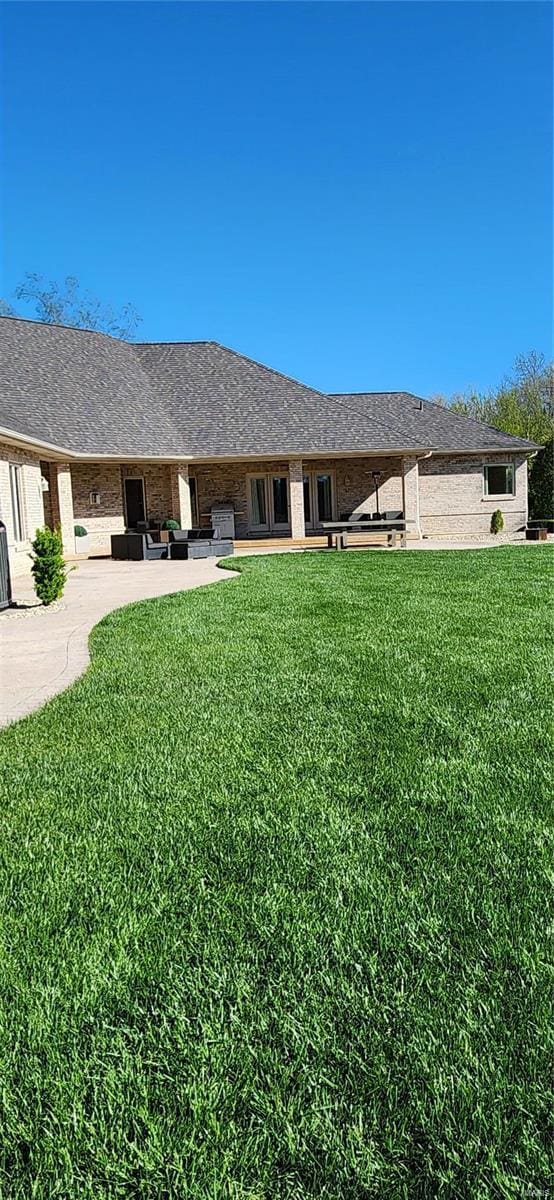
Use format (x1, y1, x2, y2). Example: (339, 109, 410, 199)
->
(31, 526, 67, 605)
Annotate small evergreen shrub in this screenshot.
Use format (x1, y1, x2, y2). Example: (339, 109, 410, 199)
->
(162, 518, 181, 531)
(74, 525, 88, 538)
(491, 509, 504, 535)
(31, 526, 67, 606)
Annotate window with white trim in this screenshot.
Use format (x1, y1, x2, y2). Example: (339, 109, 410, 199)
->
(9, 463, 25, 542)
(484, 463, 515, 497)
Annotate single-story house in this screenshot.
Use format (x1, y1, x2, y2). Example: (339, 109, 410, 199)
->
(0, 317, 539, 576)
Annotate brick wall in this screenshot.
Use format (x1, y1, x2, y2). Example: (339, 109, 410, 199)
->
(70, 463, 126, 553)
(193, 461, 290, 537)
(69, 462, 174, 554)
(193, 457, 405, 536)
(419, 454, 528, 535)
(31, 451, 532, 561)
(0, 440, 44, 576)
(193, 454, 528, 538)
(121, 463, 173, 523)
(332, 457, 403, 519)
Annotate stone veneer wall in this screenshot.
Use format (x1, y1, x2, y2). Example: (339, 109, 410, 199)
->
(419, 454, 528, 535)
(0, 440, 44, 576)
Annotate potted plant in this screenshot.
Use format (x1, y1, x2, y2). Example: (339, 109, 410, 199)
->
(490, 509, 504, 535)
(161, 518, 181, 544)
(74, 524, 91, 555)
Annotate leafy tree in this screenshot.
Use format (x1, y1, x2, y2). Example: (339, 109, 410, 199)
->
(434, 354, 553, 521)
(1, 273, 141, 339)
(528, 438, 554, 520)
(448, 352, 554, 446)
(30, 526, 67, 605)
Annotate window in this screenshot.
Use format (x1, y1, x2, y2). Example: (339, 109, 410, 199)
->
(303, 476, 312, 523)
(9, 464, 25, 542)
(316, 474, 333, 522)
(271, 476, 289, 526)
(303, 471, 335, 528)
(484, 463, 515, 497)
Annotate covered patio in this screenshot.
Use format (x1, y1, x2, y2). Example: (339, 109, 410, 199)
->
(40, 453, 423, 558)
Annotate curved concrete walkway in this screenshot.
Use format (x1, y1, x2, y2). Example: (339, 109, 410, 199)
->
(0, 558, 232, 728)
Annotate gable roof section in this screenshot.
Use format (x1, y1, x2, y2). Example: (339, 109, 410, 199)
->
(0, 317, 539, 458)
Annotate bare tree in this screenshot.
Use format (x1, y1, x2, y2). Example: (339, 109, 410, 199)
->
(3, 273, 142, 339)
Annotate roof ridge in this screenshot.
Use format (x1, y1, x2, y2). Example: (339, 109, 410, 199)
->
(213, 345, 420, 443)
(329, 392, 413, 443)
(331, 390, 421, 400)
(0, 314, 131, 342)
(134, 339, 216, 348)
(416, 391, 538, 446)
(208, 341, 333, 401)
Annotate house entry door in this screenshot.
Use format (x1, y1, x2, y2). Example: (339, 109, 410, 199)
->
(124, 477, 146, 528)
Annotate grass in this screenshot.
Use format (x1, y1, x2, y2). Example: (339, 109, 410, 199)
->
(0, 547, 552, 1199)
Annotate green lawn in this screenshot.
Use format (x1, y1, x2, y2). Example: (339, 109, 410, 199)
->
(0, 548, 552, 1199)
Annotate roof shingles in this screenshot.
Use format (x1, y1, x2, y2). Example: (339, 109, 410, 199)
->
(0, 318, 538, 458)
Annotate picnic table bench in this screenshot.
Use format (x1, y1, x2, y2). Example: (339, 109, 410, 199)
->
(321, 519, 407, 549)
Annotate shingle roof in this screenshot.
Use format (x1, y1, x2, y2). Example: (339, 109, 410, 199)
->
(332, 392, 538, 454)
(0, 317, 539, 459)
(0, 318, 175, 455)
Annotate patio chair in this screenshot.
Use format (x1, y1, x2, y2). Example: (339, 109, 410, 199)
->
(111, 533, 168, 561)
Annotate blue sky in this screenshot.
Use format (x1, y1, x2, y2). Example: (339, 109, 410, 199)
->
(1, 1, 552, 397)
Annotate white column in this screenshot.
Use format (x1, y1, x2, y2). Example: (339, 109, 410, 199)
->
(401, 456, 422, 538)
(289, 459, 305, 540)
(171, 462, 192, 530)
(51, 463, 75, 556)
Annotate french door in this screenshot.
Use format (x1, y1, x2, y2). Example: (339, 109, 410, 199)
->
(247, 475, 290, 533)
(303, 471, 335, 529)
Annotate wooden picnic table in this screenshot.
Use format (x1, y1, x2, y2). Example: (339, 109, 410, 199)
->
(321, 520, 407, 549)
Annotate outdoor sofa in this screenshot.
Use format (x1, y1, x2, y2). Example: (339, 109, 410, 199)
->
(111, 528, 234, 561)
(168, 529, 234, 560)
(110, 532, 168, 561)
